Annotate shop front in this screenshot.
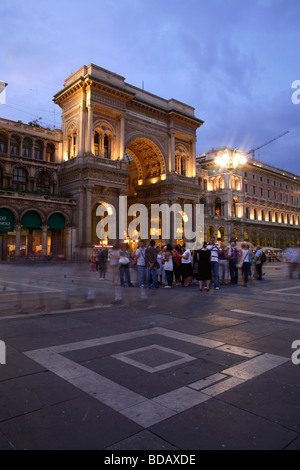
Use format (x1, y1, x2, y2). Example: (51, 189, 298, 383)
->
(0, 208, 15, 260)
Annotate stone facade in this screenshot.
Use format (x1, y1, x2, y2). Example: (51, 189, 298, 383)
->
(0, 64, 299, 261)
(196, 148, 300, 249)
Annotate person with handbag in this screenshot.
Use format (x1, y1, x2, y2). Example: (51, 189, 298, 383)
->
(239, 243, 250, 287)
(118, 243, 133, 287)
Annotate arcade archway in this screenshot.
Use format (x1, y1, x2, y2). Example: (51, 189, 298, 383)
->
(125, 137, 167, 195)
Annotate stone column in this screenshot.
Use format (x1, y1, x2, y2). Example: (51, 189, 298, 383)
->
(41, 225, 48, 256)
(42, 141, 47, 161)
(66, 226, 72, 261)
(20, 137, 23, 158)
(85, 185, 92, 246)
(15, 223, 22, 257)
(119, 116, 125, 159)
(86, 105, 93, 154)
(168, 131, 176, 173)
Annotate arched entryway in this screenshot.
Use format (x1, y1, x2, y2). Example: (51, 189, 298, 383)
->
(21, 210, 43, 256)
(0, 208, 15, 260)
(48, 213, 66, 257)
(125, 137, 167, 194)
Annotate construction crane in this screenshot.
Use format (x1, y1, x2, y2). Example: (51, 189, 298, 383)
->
(246, 131, 289, 159)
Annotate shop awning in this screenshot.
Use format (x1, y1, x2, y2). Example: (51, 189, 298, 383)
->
(0, 208, 15, 232)
(21, 211, 42, 229)
(48, 213, 65, 230)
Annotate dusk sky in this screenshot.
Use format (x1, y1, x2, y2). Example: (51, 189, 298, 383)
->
(0, 0, 299, 174)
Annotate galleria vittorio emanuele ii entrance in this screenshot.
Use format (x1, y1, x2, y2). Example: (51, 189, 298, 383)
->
(55, 63, 203, 258)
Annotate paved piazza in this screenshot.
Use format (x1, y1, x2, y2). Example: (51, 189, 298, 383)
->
(25, 327, 288, 428)
(0, 263, 299, 450)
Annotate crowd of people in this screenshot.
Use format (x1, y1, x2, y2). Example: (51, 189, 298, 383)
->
(89, 236, 269, 290)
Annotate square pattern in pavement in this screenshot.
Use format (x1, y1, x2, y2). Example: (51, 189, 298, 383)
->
(24, 327, 289, 428)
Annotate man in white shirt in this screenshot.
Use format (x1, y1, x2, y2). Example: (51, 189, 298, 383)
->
(207, 236, 222, 289)
(135, 240, 146, 287)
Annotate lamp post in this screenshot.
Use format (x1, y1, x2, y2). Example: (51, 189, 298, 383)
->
(214, 148, 247, 244)
(215, 148, 247, 170)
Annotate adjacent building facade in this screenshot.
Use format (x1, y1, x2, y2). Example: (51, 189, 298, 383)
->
(196, 148, 300, 249)
(0, 64, 299, 261)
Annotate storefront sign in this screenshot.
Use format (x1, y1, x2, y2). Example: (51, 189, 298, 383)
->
(0, 210, 14, 232)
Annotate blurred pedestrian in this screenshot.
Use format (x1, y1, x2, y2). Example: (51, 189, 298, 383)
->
(89, 250, 97, 272)
(98, 248, 108, 280)
(218, 242, 229, 285)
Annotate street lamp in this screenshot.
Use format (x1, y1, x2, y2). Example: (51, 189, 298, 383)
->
(215, 148, 247, 170)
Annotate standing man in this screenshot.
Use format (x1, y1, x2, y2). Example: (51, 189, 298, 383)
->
(145, 240, 158, 289)
(255, 245, 263, 280)
(135, 240, 147, 287)
(207, 236, 222, 290)
(228, 241, 240, 285)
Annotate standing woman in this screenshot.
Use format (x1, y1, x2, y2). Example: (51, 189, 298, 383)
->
(156, 245, 163, 285)
(118, 243, 133, 287)
(173, 245, 182, 286)
(197, 242, 212, 291)
(89, 250, 97, 272)
(163, 244, 174, 288)
(181, 244, 193, 287)
(110, 243, 120, 284)
(239, 242, 250, 287)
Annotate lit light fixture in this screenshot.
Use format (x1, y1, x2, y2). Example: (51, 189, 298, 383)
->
(215, 148, 247, 170)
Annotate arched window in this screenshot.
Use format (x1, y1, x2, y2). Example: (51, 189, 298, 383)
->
(23, 137, 32, 157)
(0, 132, 7, 153)
(104, 134, 109, 158)
(10, 135, 20, 155)
(12, 167, 27, 191)
(46, 143, 55, 162)
(233, 196, 238, 217)
(34, 140, 43, 160)
(36, 171, 51, 193)
(94, 131, 100, 156)
(215, 198, 222, 217)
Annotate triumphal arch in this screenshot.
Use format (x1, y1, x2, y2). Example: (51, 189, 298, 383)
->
(54, 64, 203, 259)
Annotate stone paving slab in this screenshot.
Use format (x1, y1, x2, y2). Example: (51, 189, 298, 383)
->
(0, 265, 299, 450)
